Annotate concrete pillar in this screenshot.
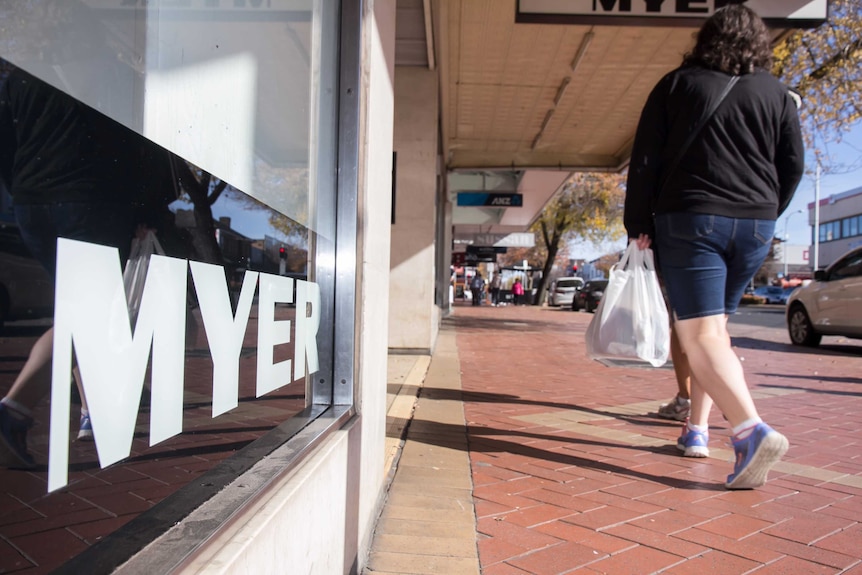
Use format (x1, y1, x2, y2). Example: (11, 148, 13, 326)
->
(389, 66, 439, 353)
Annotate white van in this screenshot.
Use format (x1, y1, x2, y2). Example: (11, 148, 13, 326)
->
(548, 277, 584, 307)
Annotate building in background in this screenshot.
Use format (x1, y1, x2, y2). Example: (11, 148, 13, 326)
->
(809, 186, 862, 269)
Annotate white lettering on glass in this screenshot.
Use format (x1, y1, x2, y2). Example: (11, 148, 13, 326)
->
(49, 239, 187, 491)
(190, 262, 258, 417)
(294, 279, 320, 380)
(47, 239, 320, 492)
(256, 273, 294, 396)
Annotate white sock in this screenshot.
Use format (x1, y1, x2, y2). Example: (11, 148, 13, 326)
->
(1, 398, 33, 419)
(80, 408, 89, 418)
(732, 418, 763, 439)
(687, 422, 707, 433)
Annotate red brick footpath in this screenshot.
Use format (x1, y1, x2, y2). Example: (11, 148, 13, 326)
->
(447, 302, 861, 574)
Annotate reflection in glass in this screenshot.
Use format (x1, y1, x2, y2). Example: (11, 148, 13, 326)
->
(0, 0, 333, 239)
(0, 0, 334, 560)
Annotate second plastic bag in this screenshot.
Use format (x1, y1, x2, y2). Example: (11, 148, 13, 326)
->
(123, 229, 166, 325)
(585, 242, 670, 367)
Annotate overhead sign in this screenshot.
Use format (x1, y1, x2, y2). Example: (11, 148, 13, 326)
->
(516, 0, 828, 28)
(452, 252, 477, 266)
(466, 245, 507, 255)
(457, 192, 524, 207)
(474, 233, 536, 248)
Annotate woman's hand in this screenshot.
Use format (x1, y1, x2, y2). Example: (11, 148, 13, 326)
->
(630, 233, 652, 250)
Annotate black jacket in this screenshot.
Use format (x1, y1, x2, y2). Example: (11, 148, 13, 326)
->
(0, 68, 173, 220)
(624, 66, 805, 239)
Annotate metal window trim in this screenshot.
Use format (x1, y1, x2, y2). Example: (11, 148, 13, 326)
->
(332, 0, 361, 407)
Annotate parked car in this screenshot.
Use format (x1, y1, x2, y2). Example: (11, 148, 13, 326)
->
(548, 277, 584, 307)
(753, 285, 787, 304)
(572, 278, 608, 313)
(786, 246, 862, 347)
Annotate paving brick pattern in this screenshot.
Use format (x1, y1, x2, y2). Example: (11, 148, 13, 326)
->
(0, 309, 306, 573)
(448, 303, 862, 574)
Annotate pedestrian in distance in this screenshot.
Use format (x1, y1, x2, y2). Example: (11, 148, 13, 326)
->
(624, 5, 804, 489)
(470, 272, 484, 306)
(512, 277, 525, 306)
(490, 271, 502, 306)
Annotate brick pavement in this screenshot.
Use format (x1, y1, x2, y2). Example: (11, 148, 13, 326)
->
(368, 302, 862, 575)
(0, 307, 306, 574)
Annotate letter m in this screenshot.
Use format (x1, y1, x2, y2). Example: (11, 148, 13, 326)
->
(593, 0, 632, 11)
(48, 239, 187, 491)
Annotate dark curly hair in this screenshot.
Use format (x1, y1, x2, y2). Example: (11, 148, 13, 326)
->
(682, 5, 773, 75)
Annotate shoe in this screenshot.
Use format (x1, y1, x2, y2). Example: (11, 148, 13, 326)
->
(676, 422, 709, 457)
(0, 403, 36, 469)
(658, 395, 690, 421)
(726, 423, 788, 490)
(77, 413, 94, 441)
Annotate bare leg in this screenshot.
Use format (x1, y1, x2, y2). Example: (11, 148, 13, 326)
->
(670, 326, 691, 400)
(73, 366, 88, 412)
(672, 314, 759, 428)
(4, 328, 54, 409)
(688, 375, 713, 428)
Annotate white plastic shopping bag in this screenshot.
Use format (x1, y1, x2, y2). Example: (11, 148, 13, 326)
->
(585, 242, 670, 367)
(123, 229, 166, 324)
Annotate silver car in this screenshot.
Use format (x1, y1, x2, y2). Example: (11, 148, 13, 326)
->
(786, 246, 862, 346)
(548, 277, 584, 307)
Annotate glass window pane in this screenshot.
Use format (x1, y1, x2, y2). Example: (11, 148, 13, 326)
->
(0, 0, 340, 568)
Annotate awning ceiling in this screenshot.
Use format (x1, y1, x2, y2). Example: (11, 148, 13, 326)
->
(395, 0, 802, 241)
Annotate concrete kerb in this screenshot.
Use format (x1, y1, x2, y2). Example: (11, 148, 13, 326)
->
(367, 324, 481, 575)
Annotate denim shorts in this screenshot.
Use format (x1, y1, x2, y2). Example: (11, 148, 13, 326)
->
(654, 213, 774, 320)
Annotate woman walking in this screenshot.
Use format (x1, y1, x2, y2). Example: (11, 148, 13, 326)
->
(624, 5, 804, 489)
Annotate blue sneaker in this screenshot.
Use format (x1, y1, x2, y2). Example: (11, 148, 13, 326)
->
(77, 413, 94, 441)
(676, 422, 709, 458)
(725, 422, 788, 490)
(0, 403, 36, 469)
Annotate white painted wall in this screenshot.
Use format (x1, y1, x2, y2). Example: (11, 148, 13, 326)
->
(355, 0, 397, 569)
(174, 1, 397, 573)
(389, 66, 440, 352)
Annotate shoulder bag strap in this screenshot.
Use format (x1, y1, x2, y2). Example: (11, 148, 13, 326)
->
(657, 75, 739, 197)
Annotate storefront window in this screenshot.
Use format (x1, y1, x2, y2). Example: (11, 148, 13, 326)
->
(0, 1, 344, 571)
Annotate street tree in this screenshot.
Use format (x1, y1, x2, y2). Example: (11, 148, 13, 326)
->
(752, 1, 861, 282)
(773, 0, 862, 170)
(515, 172, 626, 305)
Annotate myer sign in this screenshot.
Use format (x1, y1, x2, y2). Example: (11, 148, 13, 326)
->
(516, 0, 828, 28)
(48, 238, 320, 491)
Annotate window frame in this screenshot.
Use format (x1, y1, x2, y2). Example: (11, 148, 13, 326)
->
(50, 1, 362, 572)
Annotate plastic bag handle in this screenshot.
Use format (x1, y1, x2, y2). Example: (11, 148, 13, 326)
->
(643, 247, 657, 272)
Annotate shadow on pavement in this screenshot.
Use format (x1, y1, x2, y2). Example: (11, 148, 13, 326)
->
(422, 387, 685, 430)
(443, 313, 587, 334)
(409, 418, 725, 492)
(757, 382, 862, 397)
(732, 336, 862, 357)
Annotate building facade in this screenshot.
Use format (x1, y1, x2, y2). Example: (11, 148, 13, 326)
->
(810, 186, 862, 270)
